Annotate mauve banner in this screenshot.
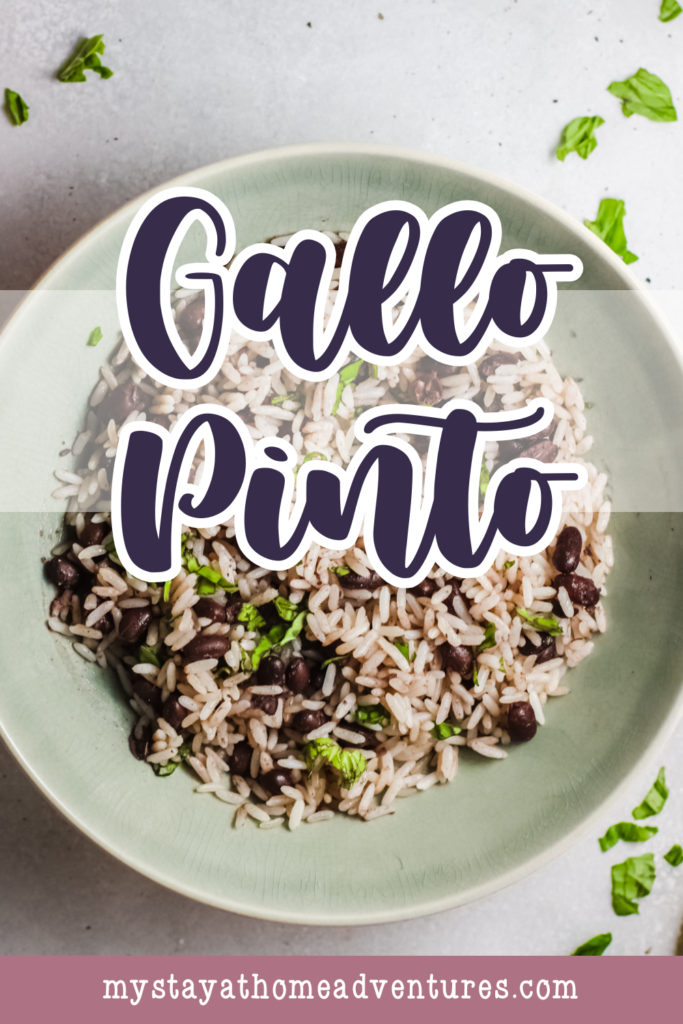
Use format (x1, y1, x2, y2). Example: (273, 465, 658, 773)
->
(0, 956, 676, 1021)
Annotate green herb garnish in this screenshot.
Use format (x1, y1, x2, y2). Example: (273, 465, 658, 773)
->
(632, 767, 668, 819)
(584, 199, 638, 265)
(472, 621, 498, 686)
(303, 737, 367, 788)
(611, 853, 656, 916)
(273, 595, 300, 621)
(351, 705, 391, 729)
(321, 653, 346, 668)
(331, 565, 350, 576)
(659, 0, 682, 20)
(271, 392, 299, 405)
(584, 401, 595, 409)
(4, 88, 29, 126)
(571, 933, 612, 956)
(58, 35, 114, 82)
(152, 738, 193, 777)
(503, 560, 515, 570)
(556, 116, 604, 161)
(479, 462, 490, 497)
(516, 608, 563, 636)
(248, 609, 309, 671)
(431, 722, 462, 740)
(664, 844, 683, 866)
(394, 639, 414, 661)
(182, 549, 237, 594)
(238, 603, 267, 632)
(332, 358, 364, 414)
(302, 452, 328, 465)
(598, 822, 658, 853)
(163, 580, 172, 602)
(608, 68, 677, 122)
(139, 644, 161, 667)
(87, 326, 103, 347)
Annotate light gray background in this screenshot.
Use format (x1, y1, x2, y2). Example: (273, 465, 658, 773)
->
(1, 0, 682, 955)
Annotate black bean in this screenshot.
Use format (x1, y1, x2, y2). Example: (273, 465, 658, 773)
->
(553, 572, 600, 608)
(291, 708, 327, 734)
(161, 694, 186, 731)
(521, 439, 558, 464)
(408, 371, 442, 406)
(261, 767, 294, 794)
(227, 742, 252, 776)
(518, 632, 557, 663)
(46, 556, 81, 589)
(251, 693, 279, 715)
(411, 577, 437, 598)
(194, 597, 227, 624)
(132, 675, 162, 714)
(80, 520, 108, 547)
(177, 295, 205, 342)
(498, 423, 555, 462)
(182, 635, 229, 662)
(478, 351, 520, 379)
(258, 601, 284, 630)
(119, 607, 152, 644)
(441, 643, 474, 678)
(129, 722, 151, 761)
(285, 657, 310, 695)
(91, 609, 114, 635)
(552, 526, 582, 574)
(256, 655, 285, 688)
(224, 592, 243, 624)
(337, 721, 377, 749)
(338, 568, 384, 591)
(99, 381, 148, 424)
(507, 702, 537, 742)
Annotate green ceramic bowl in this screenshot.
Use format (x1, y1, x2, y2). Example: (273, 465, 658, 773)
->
(2, 144, 683, 925)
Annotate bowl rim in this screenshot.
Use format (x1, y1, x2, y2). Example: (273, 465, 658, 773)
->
(2, 141, 683, 926)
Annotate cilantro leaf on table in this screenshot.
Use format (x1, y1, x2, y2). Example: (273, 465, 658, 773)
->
(556, 116, 604, 161)
(332, 358, 365, 414)
(57, 35, 114, 82)
(571, 933, 612, 956)
(86, 326, 103, 347)
(598, 821, 658, 852)
(607, 68, 677, 122)
(632, 767, 669, 818)
(4, 88, 29, 126)
(303, 737, 366, 788)
(659, 0, 682, 20)
(516, 608, 563, 636)
(584, 199, 638, 265)
(611, 853, 656, 916)
(664, 844, 683, 866)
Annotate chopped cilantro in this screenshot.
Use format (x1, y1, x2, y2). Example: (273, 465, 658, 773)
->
(273, 595, 300, 621)
(584, 401, 595, 409)
(632, 767, 668, 819)
(479, 462, 490, 497)
(163, 580, 171, 602)
(664, 844, 683, 866)
(303, 737, 367, 788)
(394, 639, 414, 661)
(608, 68, 677, 122)
(556, 116, 604, 161)
(139, 644, 161, 667)
(611, 853, 656, 916)
(321, 653, 346, 668)
(516, 608, 563, 636)
(58, 35, 114, 82)
(152, 738, 193, 777)
(86, 326, 103, 347)
(182, 548, 237, 593)
(4, 88, 29, 126)
(503, 560, 515, 570)
(301, 452, 328, 467)
(332, 358, 364, 414)
(351, 705, 391, 729)
(248, 609, 309, 670)
(331, 565, 350, 576)
(271, 392, 299, 405)
(472, 621, 498, 686)
(598, 822, 658, 852)
(584, 198, 638, 265)
(571, 933, 612, 956)
(238, 603, 266, 632)
(499, 656, 505, 671)
(431, 722, 462, 740)
(659, 0, 682, 20)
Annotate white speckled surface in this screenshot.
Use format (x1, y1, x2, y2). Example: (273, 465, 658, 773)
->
(2, 0, 682, 954)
